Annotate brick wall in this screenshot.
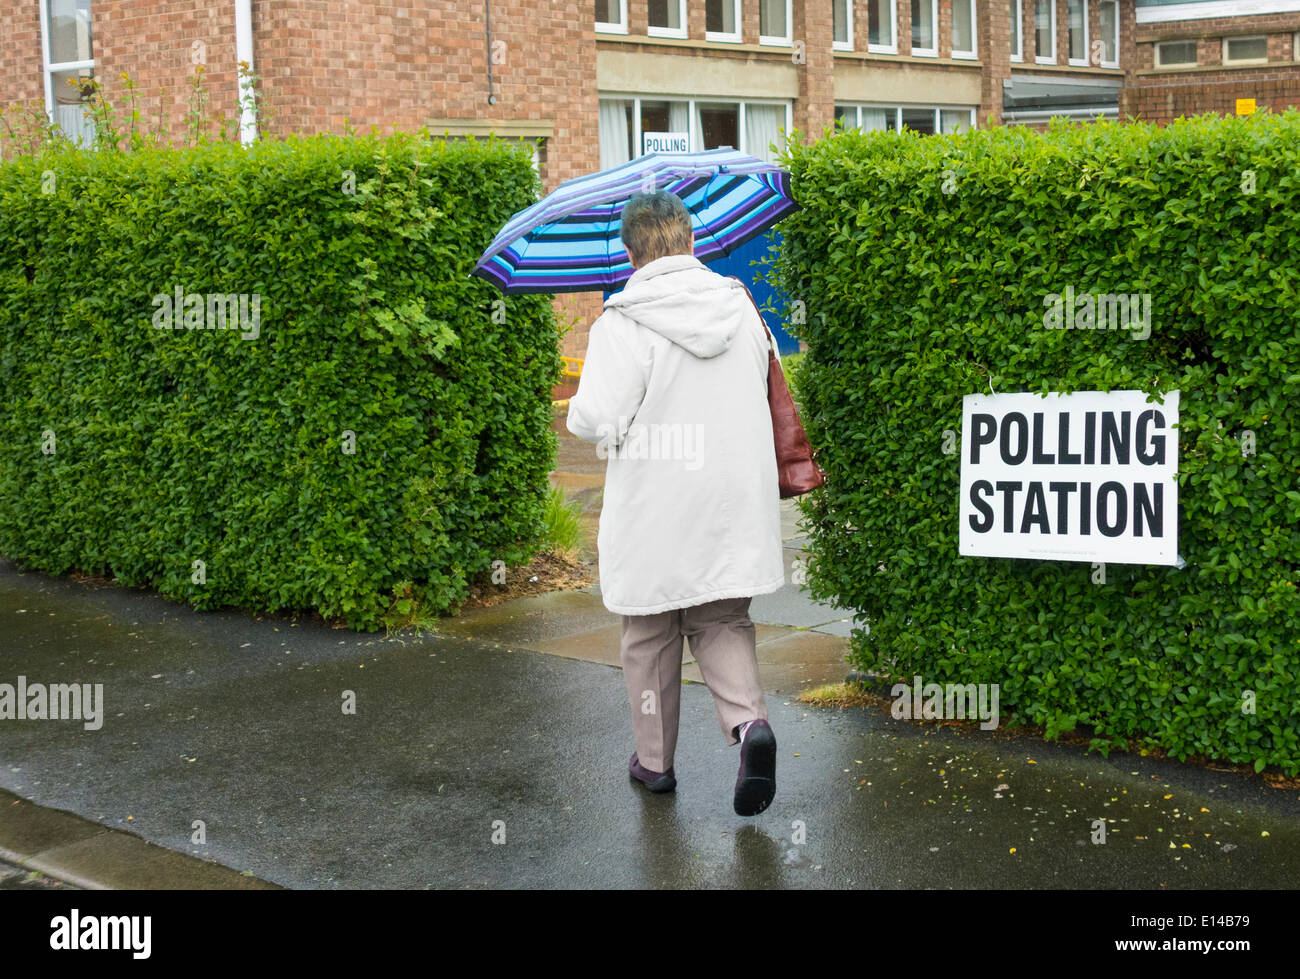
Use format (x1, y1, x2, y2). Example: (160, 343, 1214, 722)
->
(1123, 8, 1300, 122)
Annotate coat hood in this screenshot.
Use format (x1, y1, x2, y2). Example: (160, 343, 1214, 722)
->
(603, 254, 750, 359)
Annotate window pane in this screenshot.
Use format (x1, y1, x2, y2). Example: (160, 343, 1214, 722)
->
(953, 0, 973, 52)
(598, 98, 634, 169)
(1225, 36, 1267, 62)
(940, 109, 970, 133)
(707, 0, 736, 34)
(1035, 0, 1053, 58)
(1100, 1, 1118, 63)
(761, 0, 788, 38)
(1010, 0, 1021, 55)
(745, 103, 784, 162)
(47, 0, 93, 64)
(868, 0, 889, 46)
(900, 107, 935, 134)
(648, 0, 682, 30)
(1068, 0, 1086, 61)
(863, 107, 895, 130)
(50, 67, 94, 146)
(911, 0, 933, 50)
(1156, 40, 1197, 66)
(696, 102, 739, 150)
(833, 0, 850, 44)
(834, 104, 857, 130)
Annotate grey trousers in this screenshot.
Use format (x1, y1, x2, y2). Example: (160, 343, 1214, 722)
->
(619, 596, 769, 773)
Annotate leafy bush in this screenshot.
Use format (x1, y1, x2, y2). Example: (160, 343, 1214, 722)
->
(775, 111, 1300, 772)
(0, 132, 560, 629)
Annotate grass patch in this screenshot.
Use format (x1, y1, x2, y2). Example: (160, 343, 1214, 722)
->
(797, 682, 882, 709)
(542, 486, 584, 557)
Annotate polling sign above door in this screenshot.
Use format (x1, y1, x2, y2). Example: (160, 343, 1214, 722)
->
(959, 390, 1180, 566)
(643, 132, 689, 154)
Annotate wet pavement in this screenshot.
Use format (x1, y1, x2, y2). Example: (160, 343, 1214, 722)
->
(2, 559, 1299, 889)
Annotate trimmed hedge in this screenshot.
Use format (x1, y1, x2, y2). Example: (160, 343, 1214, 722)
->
(776, 112, 1300, 772)
(0, 133, 560, 629)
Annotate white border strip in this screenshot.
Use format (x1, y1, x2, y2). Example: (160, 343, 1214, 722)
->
(1137, 0, 1300, 24)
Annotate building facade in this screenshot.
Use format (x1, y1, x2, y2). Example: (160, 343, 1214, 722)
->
(3, 1, 1299, 357)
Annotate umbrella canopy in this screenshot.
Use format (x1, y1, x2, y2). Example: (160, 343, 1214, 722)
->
(471, 148, 797, 295)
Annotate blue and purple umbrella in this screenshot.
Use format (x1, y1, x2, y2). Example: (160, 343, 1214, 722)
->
(471, 148, 797, 295)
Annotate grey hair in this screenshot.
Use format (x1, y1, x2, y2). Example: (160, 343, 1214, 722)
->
(620, 190, 693, 267)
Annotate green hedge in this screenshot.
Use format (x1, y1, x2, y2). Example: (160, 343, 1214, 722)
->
(0, 133, 560, 629)
(776, 111, 1300, 772)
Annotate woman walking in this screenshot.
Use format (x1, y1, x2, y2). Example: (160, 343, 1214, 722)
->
(566, 190, 784, 816)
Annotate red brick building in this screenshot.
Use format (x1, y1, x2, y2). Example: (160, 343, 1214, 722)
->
(3, 2, 1298, 357)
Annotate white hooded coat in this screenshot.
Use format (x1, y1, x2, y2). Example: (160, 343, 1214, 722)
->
(566, 253, 785, 615)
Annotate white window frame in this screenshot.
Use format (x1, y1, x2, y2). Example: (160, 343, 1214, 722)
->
(1034, 0, 1057, 64)
(40, 0, 96, 146)
(706, 0, 744, 43)
(759, 0, 793, 45)
(1154, 39, 1198, 67)
(869, 0, 899, 53)
(601, 93, 792, 160)
(834, 102, 977, 134)
(952, 0, 978, 59)
(1067, 0, 1089, 65)
(1097, 0, 1119, 67)
(911, 0, 939, 57)
(1011, 0, 1024, 61)
(647, 0, 688, 39)
(595, 0, 628, 34)
(1222, 35, 1269, 64)
(833, 0, 855, 51)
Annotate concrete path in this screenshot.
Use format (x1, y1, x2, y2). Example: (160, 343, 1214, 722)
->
(2, 559, 1299, 889)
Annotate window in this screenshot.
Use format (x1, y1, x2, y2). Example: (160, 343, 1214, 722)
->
(1067, 0, 1088, 65)
(760, 0, 792, 44)
(41, 0, 95, 147)
(869, 0, 898, 53)
(952, 0, 977, 59)
(595, 0, 627, 33)
(1097, 0, 1119, 67)
(1034, 0, 1055, 63)
(601, 95, 790, 164)
(648, 0, 687, 38)
(911, 0, 937, 56)
(939, 108, 972, 133)
(1154, 40, 1197, 67)
(833, 0, 854, 51)
(1223, 35, 1268, 64)
(1010, 0, 1023, 62)
(835, 103, 975, 134)
(706, 0, 742, 42)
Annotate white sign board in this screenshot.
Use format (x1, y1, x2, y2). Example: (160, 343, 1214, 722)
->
(643, 131, 689, 154)
(959, 390, 1179, 565)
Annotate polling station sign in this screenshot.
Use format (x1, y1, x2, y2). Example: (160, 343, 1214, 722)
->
(959, 390, 1179, 565)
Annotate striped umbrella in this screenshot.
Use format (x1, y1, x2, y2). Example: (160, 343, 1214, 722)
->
(471, 148, 797, 295)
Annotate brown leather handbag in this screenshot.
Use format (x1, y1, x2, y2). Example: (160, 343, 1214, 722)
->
(733, 279, 826, 499)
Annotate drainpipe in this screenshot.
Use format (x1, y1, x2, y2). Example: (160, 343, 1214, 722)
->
(235, 0, 257, 144)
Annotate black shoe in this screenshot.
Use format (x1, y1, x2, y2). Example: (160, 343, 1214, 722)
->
(734, 720, 776, 816)
(629, 752, 676, 793)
